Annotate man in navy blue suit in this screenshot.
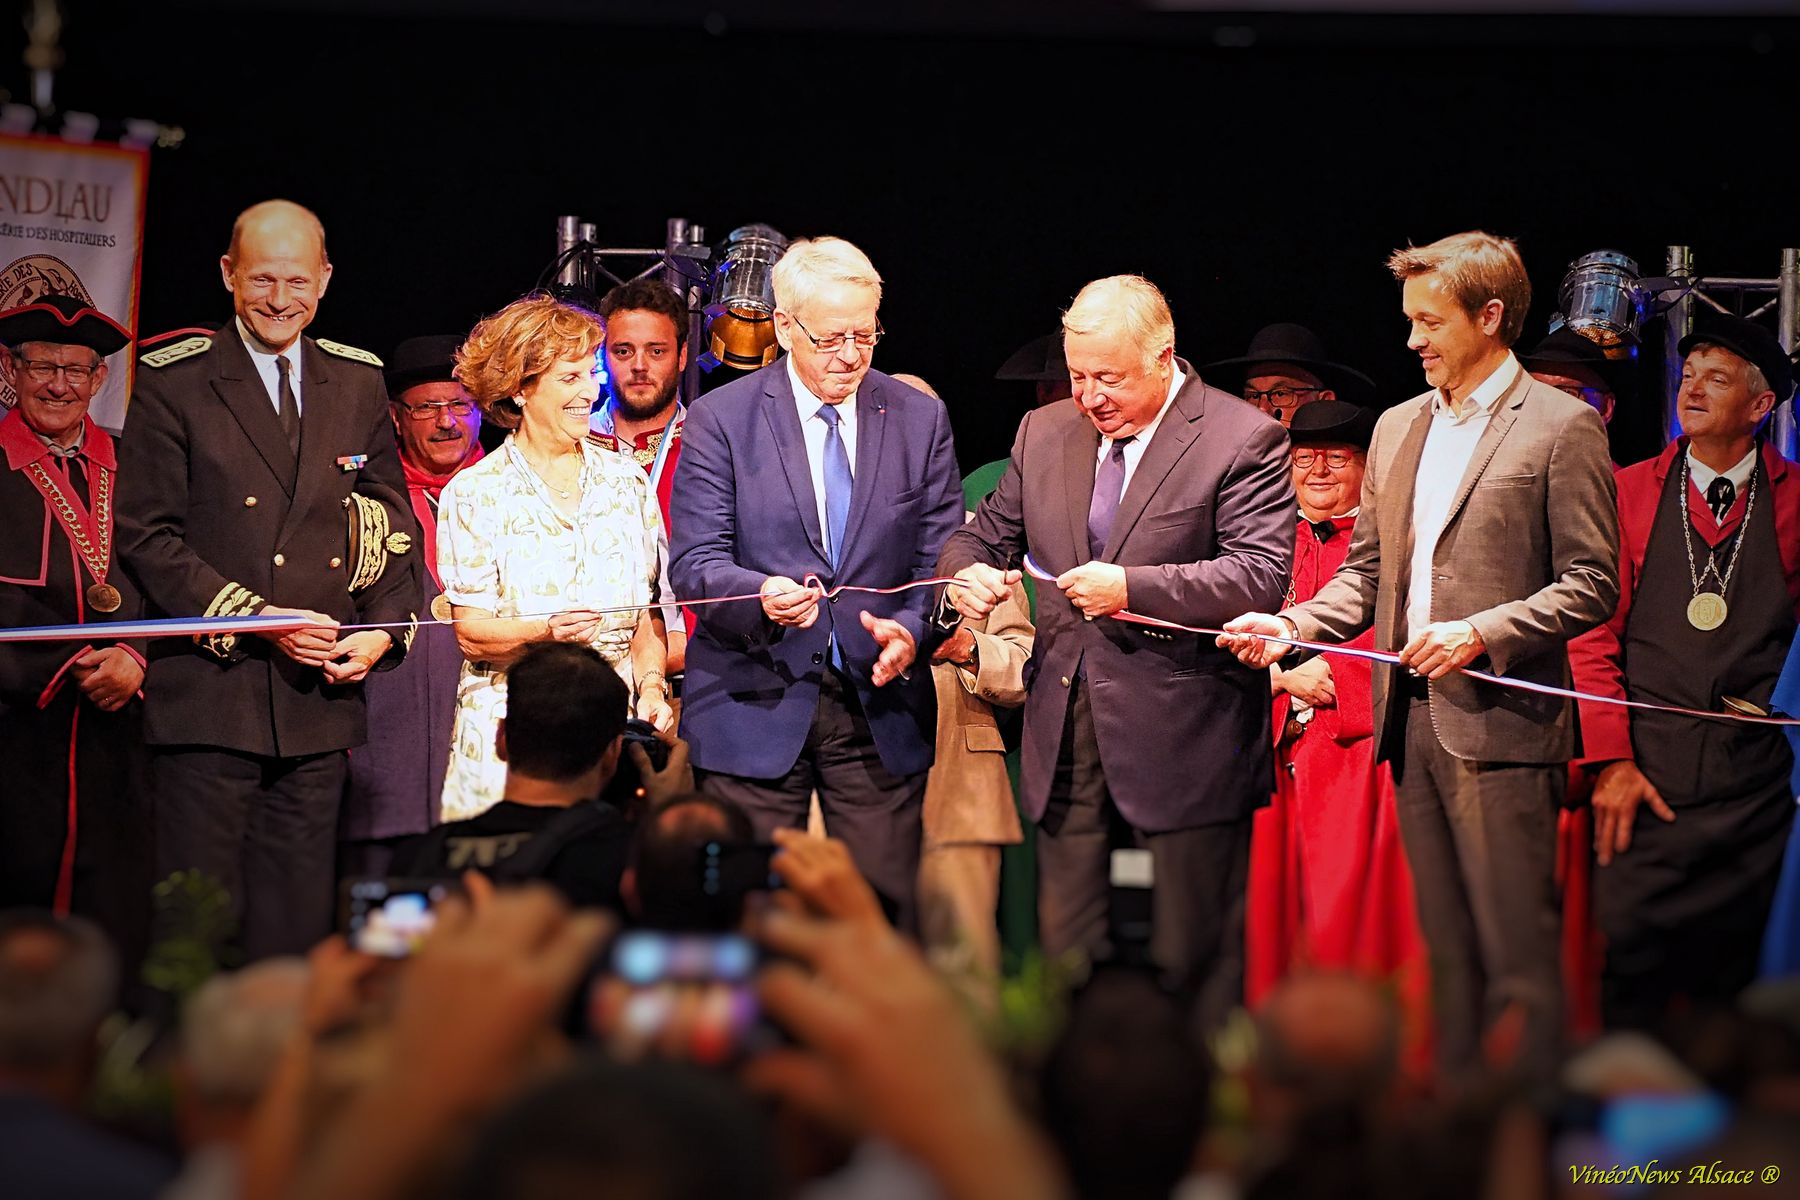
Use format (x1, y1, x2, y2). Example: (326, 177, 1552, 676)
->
(669, 237, 963, 923)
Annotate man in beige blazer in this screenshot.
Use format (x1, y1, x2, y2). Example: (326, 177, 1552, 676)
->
(1224, 231, 1618, 1084)
(883, 374, 1031, 985)
(921, 582, 1031, 989)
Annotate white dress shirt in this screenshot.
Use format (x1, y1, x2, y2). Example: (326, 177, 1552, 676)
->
(1686, 445, 1757, 508)
(1406, 353, 1521, 639)
(237, 318, 304, 417)
(1095, 364, 1184, 490)
(787, 356, 859, 540)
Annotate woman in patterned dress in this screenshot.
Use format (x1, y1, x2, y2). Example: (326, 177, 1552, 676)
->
(435, 295, 673, 820)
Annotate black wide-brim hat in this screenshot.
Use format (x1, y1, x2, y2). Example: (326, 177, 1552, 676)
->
(0, 294, 131, 356)
(1518, 326, 1635, 399)
(386, 334, 465, 395)
(1202, 322, 1375, 400)
(1678, 314, 1795, 405)
(995, 332, 1067, 383)
(1288, 399, 1376, 451)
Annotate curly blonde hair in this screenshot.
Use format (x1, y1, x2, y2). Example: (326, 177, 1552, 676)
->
(454, 294, 605, 430)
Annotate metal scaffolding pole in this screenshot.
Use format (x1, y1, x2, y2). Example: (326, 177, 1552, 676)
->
(1663, 245, 1692, 446)
(1660, 245, 1798, 460)
(660, 218, 708, 407)
(1779, 248, 1799, 458)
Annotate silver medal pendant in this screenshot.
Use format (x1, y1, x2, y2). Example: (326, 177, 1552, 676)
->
(1687, 592, 1728, 631)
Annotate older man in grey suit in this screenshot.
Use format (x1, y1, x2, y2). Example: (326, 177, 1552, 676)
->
(1224, 231, 1619, 1084)
(942, 275, 1293, 1024)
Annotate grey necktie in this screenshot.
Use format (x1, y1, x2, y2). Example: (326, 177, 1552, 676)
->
(1087, 435, 1134, 559)
(275, 354, 300, 455)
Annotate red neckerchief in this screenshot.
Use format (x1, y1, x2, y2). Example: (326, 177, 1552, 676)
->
(402, 444, 484, 586)
(402, 444, 483, 506)
(0, 410, 117, 596)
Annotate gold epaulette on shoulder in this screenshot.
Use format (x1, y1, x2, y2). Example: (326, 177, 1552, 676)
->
(317, 338, 383, 368)
(140, 336, 212, 368)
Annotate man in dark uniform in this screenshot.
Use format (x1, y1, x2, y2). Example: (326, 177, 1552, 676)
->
(116, 200, 421, 959)
(339, 335, 482, 877)
(1571, 315, 1800, 1031)
(0, 296, 151, 968)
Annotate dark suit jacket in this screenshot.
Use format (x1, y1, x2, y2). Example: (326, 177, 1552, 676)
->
(116, 325, 421, 757)
(669, 363, 963, 780)
(938, 363, 1294, 832)
(1284, 365, 1619, 764)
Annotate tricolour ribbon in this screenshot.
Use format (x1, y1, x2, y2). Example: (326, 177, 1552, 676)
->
(0, 574, 960, 642)
(1017, 553, 1800, 729)
(6, 563, 1793, 729)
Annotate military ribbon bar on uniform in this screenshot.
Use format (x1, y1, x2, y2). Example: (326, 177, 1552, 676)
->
(337, 454, 369, 471)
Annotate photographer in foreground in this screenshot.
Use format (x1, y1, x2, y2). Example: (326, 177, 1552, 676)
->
(393, 641, 692, 909)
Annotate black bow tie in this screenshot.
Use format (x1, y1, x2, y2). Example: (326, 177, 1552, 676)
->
(1707, 476, 1736, 524)
(1311, 519, 1338, 543)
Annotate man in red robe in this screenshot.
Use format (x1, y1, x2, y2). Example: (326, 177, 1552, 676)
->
(339, 335, 483, 875)
(1569, 315, 1800, 1032)
(1247, 401, 1428, 1039)
(0, 296, 150, 965)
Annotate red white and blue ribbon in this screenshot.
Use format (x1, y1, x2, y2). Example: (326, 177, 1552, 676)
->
(5, 561, 1793, 729)
(1017, 553, 1800, 729)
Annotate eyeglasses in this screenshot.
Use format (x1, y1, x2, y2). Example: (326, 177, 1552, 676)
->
(790, 315, 884, 355)
(397, 398, 477, 421)
(1553, 383, 1608, 403)
(18, 359, 99, 386)
(1292, 449, 1358, 470)
(1245, 386, 1322, 411)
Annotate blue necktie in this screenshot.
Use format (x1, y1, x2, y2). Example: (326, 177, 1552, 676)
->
(819, 404, 853, 568)
(818, 404, 853, 670)
(1087, 435, 1133, 559)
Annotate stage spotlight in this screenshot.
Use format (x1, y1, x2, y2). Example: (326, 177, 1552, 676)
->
(705, 224, 788, 370)
(1555, 250, 1643, 351)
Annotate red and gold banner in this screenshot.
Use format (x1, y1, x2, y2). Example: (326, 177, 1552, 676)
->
(0, 133, 150, 432)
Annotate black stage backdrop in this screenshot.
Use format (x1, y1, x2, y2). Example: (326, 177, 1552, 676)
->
(34, 4, 1800, 471)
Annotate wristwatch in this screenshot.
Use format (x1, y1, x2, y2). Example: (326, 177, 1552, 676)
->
(957, 635, 981, 671)
(1277, 615, 1301, 656)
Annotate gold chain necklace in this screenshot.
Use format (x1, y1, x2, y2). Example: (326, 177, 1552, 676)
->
(24, 458, 120, 611)
(1679, 455, 1756, 632)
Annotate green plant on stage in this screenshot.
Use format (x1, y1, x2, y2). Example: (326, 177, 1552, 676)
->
(91, 871, 238, 1124)
(140, 869, 238, 1001)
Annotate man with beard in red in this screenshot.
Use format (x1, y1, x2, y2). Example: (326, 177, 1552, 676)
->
(339, 335, 483, 875)
(591, 279, 689, 676)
